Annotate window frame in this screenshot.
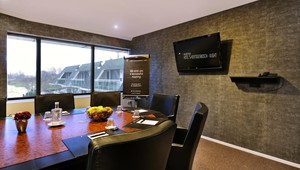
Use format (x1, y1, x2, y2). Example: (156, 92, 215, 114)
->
(7, 32, 129, 100)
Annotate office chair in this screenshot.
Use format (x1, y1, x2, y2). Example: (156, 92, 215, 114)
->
(0, 97, 6, 117)
(35, 93, 75, 114)
(86, 120, 177, 170)
(166, 102, 208, 170)
(90, 91, 121, 107)
(149, 93, 180, 122)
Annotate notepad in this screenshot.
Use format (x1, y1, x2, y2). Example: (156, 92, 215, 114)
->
(131, 109, 148, 113)
(138, 109, 148, 113)
(137, 119, 159, 125)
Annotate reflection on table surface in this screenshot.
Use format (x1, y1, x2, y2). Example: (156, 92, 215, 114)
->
(0, 108, 163, 169)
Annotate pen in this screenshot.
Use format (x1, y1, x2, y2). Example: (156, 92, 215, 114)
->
(137, 119, 145, 124)
(90, 133, 109, 140)
(88, 131, 105, 138)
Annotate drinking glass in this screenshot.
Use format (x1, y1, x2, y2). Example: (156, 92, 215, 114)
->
(132, 110, 140, 118)
(44, 111, 52, 121)
(78, 106, 90, 123)
(106, 118, 115, 128)
(117, 105, 122, 114)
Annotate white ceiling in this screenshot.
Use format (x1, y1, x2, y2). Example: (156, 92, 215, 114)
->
(0, 0, 256, 40)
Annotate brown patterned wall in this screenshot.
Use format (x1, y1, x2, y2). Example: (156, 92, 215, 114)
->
(131, 0, 300, 164)
(0, 13, 131, 96)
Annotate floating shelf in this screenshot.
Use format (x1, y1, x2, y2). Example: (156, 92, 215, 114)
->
(230, 76, 281, 86)
(230, 75, 283, 91)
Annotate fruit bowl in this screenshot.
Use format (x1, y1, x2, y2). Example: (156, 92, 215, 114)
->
(87, 106, 113, 122)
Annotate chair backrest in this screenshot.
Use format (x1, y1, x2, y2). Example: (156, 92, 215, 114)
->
(167, 102, 208, 170)
(184, 102, 208, 157)
(35, 93, 75, 114)
(90, 91, 120, 107)
(0, 97, 6, 117)
(149, 93, 180, 121)
(86, 120, 177, 170)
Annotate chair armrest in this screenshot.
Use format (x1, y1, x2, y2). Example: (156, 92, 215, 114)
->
(172, 127, 188, 145)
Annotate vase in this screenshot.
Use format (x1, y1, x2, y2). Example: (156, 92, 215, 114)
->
(15, 119, 28, 133)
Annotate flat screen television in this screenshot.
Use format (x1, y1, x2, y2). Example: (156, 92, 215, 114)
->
(173, 32, 222, 72)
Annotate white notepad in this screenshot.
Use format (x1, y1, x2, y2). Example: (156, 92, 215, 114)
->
(137, 119, 159, 125)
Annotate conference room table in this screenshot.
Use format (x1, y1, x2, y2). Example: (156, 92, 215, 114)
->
(0, 108, 166, 170)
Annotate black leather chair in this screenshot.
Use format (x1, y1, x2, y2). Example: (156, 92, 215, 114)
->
(86, 120, 177, 170)
(35, 93, 75, 114)
(0, 97, 6, 118)
(149, 93, 180, 122)
(166, 102, 208, 170)
(90, 91, 120, 107)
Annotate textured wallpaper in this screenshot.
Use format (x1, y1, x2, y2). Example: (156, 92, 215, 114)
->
(131, 0, 300, 164)
(0, 0, 299, 164)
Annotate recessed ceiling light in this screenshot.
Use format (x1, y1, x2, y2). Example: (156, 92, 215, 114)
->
(114, 25, 119, 29)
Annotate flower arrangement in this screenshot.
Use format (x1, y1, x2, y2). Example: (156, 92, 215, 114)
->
(87, 106, 113, 121)
(13, 111, 31, 120)
(12, 111, 31, 133)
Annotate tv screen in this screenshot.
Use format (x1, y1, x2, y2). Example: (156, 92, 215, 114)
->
(173, 32, 222, 72)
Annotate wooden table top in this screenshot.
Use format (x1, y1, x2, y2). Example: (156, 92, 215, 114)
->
(0, 110, 142, 168)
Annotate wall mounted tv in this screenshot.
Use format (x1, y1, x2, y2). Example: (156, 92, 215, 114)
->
(173, 32, 222, 72)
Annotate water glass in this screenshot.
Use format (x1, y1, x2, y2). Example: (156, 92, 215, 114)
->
(117, 105, 122, 114)
(132, 110, 140, 118)
(44, 111, 52, 120)
(106, 118, 115, 128)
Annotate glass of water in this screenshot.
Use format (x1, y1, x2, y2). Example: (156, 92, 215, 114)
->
(117, 105, 122, 114)
(132, 110, 140, 118)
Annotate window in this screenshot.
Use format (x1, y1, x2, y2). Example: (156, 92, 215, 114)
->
(6, 34, 129, 99)
(41, 40, 91, 94)
(94, 47, 127, 92)
(7, 35, 36, 98)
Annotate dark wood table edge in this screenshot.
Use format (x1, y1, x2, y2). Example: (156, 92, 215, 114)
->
(0, 150, 80, 170)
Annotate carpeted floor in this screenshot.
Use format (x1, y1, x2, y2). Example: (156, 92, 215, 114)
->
(192, 138, 299, 170)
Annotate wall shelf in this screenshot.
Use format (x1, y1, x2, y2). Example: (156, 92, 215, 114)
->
(230, 76, 281, 86)
(230, 75, 283, 92)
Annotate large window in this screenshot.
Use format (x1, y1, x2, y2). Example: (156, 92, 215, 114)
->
(6, 34, 129, 99)
(7, 35, 36, 98)
(41, 40, 91, 94)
